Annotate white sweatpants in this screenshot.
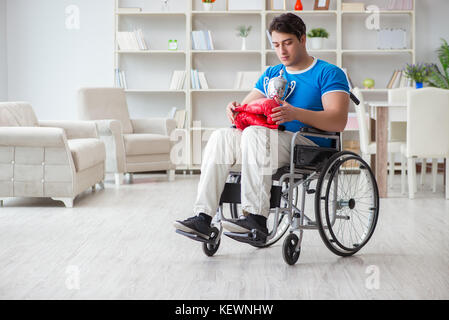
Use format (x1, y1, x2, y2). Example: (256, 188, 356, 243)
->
(193, 126, 317, 218)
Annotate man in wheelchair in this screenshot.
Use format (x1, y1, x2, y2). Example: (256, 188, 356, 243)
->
(174, 13, 350, 245)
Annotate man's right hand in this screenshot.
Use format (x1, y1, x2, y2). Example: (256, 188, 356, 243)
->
(226, 101, 240, 124)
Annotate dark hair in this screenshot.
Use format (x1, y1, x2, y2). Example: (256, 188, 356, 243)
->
(268, 13, 307, 41)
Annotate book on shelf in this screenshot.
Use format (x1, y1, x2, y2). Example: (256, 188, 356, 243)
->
(117, 30, 148, 51)
(341, 2, 365, 12)
(115, 68, 128, 90)
(168, 107, 178, 119)
(386, 70, 413, 89)
(266, 30, 274, 49)
(174, 110, 186, 129)
(170, 70, 187, 90)
(198, 72, 209, 89)
(234, 71, 261, 90)
(341, 68, 354, 90)
(384, 0, 413, 10)
(117, 7, 142, 13)
(191, 30, 214, 50)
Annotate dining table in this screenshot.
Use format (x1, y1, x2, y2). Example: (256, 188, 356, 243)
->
(367, 101, 407, 198)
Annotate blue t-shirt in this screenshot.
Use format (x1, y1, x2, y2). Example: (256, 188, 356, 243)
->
(254, 59, 350, 147)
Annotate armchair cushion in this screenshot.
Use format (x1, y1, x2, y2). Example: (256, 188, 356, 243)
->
(123, 134, 171, 156)
(67, 139, 106, 172)
(0, 102, 39, 127)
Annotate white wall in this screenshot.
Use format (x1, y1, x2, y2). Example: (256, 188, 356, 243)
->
(0, 0, 7, 101)
(6, 0, 114, 120)
(416, 0, 449, 64)
(2, 0, 449, 120)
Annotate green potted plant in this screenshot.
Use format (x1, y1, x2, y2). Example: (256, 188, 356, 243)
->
(404, 63, 432, 88)
(202, 0, 216, 11)
(236, 25, 252, 51)
(307, 28, 329, 50)
(426, 39, 449, 89)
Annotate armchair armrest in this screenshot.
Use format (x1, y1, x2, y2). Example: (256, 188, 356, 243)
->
(0, 127, 66, 147)
(131, 118, 177, 136)
(39, 120, 98, 140)
(92, 119, 126, 174)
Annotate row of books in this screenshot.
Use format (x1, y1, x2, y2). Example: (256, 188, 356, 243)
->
(168, 107, 187, 129)
(383, 0, 413, 10)
(191, 30, 214, 50)
(115, 68, 128, 89)
(191, 70, 209, 89)
(386, 70, 413, 89)
(170, 71, 187, 90)
(169, 70, 210, 90)
(117, 30, 148, 51)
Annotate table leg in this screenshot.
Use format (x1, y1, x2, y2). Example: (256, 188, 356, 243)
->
(375, 107, 388, 198)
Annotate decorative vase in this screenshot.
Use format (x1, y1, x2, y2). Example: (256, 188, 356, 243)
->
(203, 2, 213, 11)
(241, 37, 247, 51)
(415, 82, 423, 89)
(295, 0, 303, 11)
(310, 37, 324, 50)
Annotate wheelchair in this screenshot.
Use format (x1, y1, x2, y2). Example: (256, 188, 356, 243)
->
(176, 96, 380, 265)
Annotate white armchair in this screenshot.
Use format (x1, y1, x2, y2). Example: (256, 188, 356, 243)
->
(0, 102, 106, 207)
(77, 88, 176, 185)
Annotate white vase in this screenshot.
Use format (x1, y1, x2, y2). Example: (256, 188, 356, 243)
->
(310, 37, 324, 50)
(241, 37, 247, 51)
(203, 3, 213, 11)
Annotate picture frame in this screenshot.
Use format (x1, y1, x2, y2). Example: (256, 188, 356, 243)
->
(314, 0, 330, 10)
(271, 0, 285, 11)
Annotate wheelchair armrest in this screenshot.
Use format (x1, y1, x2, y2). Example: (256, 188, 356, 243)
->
(299, 127, 338, 136)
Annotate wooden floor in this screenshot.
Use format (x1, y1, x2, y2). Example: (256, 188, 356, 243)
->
(0, 173, 448, 300)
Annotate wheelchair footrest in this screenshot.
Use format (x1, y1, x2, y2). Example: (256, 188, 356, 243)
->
(175, 229, 214, 244)
(224, 230, 266, 246)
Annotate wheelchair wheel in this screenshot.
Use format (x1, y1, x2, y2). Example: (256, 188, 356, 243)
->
(315, 151, 379, 257)
(282, 233, 301, 265)
(202, 227, 221, 257)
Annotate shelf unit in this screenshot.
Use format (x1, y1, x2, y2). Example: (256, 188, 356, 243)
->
(114, 0, 415, 171)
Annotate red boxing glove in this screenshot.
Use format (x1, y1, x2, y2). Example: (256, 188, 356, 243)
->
(234, 111, 279, 131)
(233, 98, 280, 125)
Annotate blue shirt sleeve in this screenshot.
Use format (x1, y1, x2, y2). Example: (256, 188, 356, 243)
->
(254, 67, 271, 97)
(320, 66, 350, 97)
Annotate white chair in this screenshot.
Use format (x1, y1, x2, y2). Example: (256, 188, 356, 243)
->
(77, 88, 177, 185)
(352, 88, 405, 189)
(401, 88, 449, 199)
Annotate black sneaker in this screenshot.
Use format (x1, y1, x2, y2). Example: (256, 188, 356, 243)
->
(222, 214, 268, 236)
(174, 213, 213, 239)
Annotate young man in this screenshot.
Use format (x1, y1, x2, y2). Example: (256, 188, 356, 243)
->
(174, 13, 350, 243)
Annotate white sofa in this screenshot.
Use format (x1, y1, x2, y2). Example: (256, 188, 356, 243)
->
(0, 102, 106, 207)
(77, 88, 176, 185)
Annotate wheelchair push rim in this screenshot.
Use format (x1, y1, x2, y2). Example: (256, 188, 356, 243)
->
(315, 151, 379, 257)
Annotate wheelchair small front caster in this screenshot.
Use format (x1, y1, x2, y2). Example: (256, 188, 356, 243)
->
(202, 227, 221, 257)
(283, 233, 301, 265)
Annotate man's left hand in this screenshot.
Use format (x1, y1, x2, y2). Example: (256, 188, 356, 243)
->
(271, 98, 298, 125)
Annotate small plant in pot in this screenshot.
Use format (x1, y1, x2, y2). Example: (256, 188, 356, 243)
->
(404, 63, 432, 88)
(307, 28, 329, 50)
(236, 25, 252, 51)
(202, 0, 216, 11)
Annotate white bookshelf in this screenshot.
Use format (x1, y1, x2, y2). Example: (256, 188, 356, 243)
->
(115, 0, 416, 171)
